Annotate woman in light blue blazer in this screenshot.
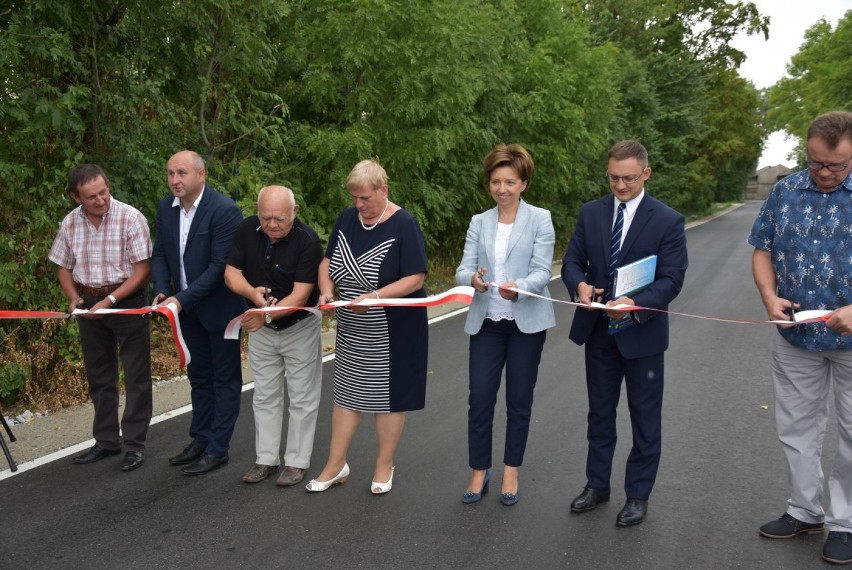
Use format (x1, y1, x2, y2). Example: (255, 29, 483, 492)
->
(455, 144, 556, 506)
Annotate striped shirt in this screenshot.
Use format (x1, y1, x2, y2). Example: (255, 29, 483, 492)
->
(49, 197, 152, 287)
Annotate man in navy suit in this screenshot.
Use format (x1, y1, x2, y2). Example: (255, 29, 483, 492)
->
(562, 140, 688, 526)
(152, 150, 247, 475)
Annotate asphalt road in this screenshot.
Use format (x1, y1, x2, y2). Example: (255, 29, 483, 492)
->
(1, 201, 840, 569)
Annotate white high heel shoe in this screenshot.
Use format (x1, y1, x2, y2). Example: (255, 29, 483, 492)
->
(371, 466, 395, 495)
(305, 463, 350, 492)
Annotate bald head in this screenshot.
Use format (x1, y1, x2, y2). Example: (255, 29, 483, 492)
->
(167, 150, 206, 207)
(258, 185, 296, 210)
(257, 185, 298, 242)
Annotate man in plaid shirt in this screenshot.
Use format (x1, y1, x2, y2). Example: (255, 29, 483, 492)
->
(49, 163, 153, 473)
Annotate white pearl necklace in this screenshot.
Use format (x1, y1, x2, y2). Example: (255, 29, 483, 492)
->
(359, 200, 389, 231)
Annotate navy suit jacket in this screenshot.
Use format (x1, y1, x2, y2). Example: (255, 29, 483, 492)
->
(561, 192, 688, 359)
(151, 184, 247, 332)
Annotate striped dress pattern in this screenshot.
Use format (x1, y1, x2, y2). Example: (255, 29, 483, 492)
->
(329, 232, 395, 412)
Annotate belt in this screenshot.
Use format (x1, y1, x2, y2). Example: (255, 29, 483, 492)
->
(77, 282, 125, 296)
(265, 310, 314, 332)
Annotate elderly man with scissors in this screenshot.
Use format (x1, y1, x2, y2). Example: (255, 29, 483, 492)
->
(225, 185, 324, 486)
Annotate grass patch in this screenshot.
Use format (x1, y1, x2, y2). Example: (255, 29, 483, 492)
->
(685, 202, 737, 224)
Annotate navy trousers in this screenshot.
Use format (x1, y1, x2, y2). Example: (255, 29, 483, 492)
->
(179, 309, 242, 458)
(583, 316, 664, 501)
(468, 318, 546, 470)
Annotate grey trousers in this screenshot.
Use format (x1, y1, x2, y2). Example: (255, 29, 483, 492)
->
(771, 332, 852, 533)
(248, 314, 323, 468)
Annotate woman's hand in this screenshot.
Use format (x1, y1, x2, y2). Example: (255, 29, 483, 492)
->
(318, 292, 336, 314)
(471, 267, 489, 293)
(497, 281, 517, 300)
(349, 291, 378, 315)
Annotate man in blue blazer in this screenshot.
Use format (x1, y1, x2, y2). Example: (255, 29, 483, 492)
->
(562, 140, 688, 526)
(152, 150, 247, 475)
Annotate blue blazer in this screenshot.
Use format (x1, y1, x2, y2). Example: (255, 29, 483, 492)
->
(456, 200, 556, 335)
(561, 193, 688, 358)
(151, 184, 247, 332)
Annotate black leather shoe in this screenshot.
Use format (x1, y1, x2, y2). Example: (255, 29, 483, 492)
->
(72, 444, 121, 465)
(169, 444, 205, 465)
(570, 485, 611, 513)
(616, 499, 648, 527)
(181, 453, 229, 476)
(121, 451, 144, 472)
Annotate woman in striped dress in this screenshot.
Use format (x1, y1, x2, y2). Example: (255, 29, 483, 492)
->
(306, 159, 428, 495)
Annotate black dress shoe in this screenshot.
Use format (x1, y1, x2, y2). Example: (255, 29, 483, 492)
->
(181, 453, 229, 476)
(72, 444, 121, 465)
(571, 485, 611, 513)
(169, 444, 206, 465)
(616, 498, 648, 527)
(121, 451, 144, 472)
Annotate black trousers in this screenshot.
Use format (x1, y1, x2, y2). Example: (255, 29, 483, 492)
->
(77, 289, 152, 451)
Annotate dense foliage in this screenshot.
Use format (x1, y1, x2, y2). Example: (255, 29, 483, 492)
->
(0, 0, 771, 405)
(766, 11, 852, 162)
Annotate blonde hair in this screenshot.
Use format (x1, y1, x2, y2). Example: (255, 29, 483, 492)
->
(347, 159, 388, 191)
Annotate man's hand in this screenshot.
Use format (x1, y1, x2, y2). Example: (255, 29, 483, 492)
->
(78, 297, 110, 320)
(67, 297, 83, 314)
(576, 282, 604, 306)
(826, 305, 852, 335)
(763, 294, 797, 328)
(153, 294, 182, 313)
(240, 311, 266, 333)
(605, 295, 634, 320)
(251, 286, 276, 308)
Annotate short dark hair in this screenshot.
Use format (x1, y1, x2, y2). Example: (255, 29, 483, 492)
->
(67, 164, 109, 195)
(608, 140, 649, 169)
(807, 111, 852, 149)
(482, 144, 534, 186)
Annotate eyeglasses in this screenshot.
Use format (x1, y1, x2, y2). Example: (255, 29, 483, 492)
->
(806, 157, 852, 173)
(606, 172, 644, 185)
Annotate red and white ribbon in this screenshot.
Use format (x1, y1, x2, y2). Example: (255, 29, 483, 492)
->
(2, 282, 833, 369)
(0, 303, 190, 367)
(495, 283, 832, 326)
(224, 285, 476, 339)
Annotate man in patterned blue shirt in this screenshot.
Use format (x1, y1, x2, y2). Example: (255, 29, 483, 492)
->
(748, 110, 852, 566)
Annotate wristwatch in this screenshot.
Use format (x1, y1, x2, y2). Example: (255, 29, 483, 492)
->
(107, 294, 118, 305)
(265, 312, 272, 325)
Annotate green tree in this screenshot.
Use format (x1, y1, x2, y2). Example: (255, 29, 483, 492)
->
(0, 0, 773, 408)
(701, 68, 763, 202)
(276, 0, 508, 246)
(578, 0, 768, 213)
(767, 12, 852, 153)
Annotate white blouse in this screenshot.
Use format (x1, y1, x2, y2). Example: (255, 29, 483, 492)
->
(486, 222, 514, 321)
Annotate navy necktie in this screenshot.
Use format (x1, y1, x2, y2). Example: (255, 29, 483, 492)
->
(606, 202, 626, 300)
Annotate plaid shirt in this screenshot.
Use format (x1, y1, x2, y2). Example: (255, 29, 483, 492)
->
(748, 168, 852, 351)
(49, 197, 152, 287)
